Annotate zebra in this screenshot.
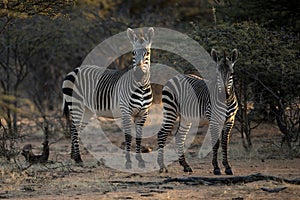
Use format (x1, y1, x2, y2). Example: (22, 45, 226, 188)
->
(157, 49, 239, 175)
(62, 27, 155, 169)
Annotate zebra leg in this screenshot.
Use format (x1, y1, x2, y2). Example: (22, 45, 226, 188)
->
(157, 125, 169, 173)
(157, 114, 177, 173)
(212, 139, 221, 175)
(207, 120, 224, 175)
(135, 112, 148, 168)
(221, 121, 234, 175)
(157, 90, 178, 173)
(70, 120, 83, 164)
(121, 113, 133, 169)
(176, 120, 192, 172)
(71, 108, 94, 164)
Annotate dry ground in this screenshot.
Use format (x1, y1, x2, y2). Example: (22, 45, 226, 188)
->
(1, 111, 300, 199)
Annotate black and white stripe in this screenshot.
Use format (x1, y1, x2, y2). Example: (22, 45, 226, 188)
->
(157, 49, 239, 175)
(62, 28, 154, 169)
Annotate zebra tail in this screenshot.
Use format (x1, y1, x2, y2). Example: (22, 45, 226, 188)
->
(62, 99, 70, 119)
(62, 99, 72, 136)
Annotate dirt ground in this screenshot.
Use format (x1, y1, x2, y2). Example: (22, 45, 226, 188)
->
(1, 113, 300, 200)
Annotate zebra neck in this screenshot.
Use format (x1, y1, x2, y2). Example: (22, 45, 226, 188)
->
(132, 64, 150, 87)
(226, 87, 236, 104)
(226, 75, 234, 98)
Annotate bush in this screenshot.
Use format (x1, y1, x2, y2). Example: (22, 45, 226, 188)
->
(190, 21, 300, 152)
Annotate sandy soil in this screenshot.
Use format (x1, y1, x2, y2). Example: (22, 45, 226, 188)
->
(1, 113, 300, 200)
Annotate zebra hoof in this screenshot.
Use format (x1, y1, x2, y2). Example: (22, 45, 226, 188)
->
(213, 168, 221, 175)
(159, 167, 168, 173)
(73, 157, 83, 164)
(125, 161, 132, 169)
(225, 168, 233, 175)
(183, 166, 193, 173)
(138, 161, 145, 168)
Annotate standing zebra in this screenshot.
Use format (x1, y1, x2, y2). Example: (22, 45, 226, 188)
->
(62, 28, 154, 169)
(157, 49, 239, 175)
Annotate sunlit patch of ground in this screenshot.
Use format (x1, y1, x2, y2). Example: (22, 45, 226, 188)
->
(1, 108, 300, 199)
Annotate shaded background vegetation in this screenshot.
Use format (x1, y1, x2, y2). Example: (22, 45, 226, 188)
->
(0, 0, 299, 159)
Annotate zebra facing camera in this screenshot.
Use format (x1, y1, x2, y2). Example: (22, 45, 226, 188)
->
(64, 27, 229, 173)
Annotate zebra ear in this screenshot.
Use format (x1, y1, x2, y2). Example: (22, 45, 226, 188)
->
(147, 27, 154, 44)
(127, 28, 137, 45)
(211, 49, 218, 63)
(231, 49, 238, 63)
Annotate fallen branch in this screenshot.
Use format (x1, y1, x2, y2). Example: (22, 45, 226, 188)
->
(21, 141, 49, 164)
(162, 173, 300, 185)
(21, 125, 49, 165)
(109, 173, 300, 186)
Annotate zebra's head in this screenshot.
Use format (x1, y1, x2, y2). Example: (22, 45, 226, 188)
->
(211, 49, 238, 95)
(127, 27, 154, 85)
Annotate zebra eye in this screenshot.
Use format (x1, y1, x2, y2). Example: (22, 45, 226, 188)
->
(146, 51, 150, 56)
